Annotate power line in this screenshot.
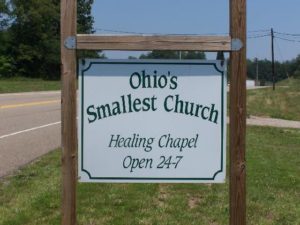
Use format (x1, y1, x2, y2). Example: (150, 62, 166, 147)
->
(95, 27, 272, 36)
(275, 36, 300, 43)
(95, 28, 147, 35)
(248, 29, 269, 33)
(94, 28, 229, 36)
(248, 34, 270, 39)
(274, 31, 300, 37)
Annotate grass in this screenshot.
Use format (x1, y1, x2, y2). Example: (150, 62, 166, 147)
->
(0, 77, 60, 93)
(0, 126, 299, 225)
(247, 78, 300, 121)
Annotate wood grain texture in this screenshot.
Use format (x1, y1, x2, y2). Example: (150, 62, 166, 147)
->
(76, 35, 231, 51)
(61, 0, 77, 224)
(229, 0, 247, 225)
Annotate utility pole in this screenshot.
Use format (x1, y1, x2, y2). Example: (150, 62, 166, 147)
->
(255, 57, 259, 86)
(271, 28, 275, 90)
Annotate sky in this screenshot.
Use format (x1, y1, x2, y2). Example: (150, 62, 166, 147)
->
(92, 0, 300, 61)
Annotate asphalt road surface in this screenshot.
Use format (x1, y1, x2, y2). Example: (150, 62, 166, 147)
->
(0, 91, 61, 177)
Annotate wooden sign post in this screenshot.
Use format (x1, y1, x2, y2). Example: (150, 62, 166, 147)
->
(229, 0, 247, 224)
(61, 0, 77, 224)
(61, 0, 246, 224)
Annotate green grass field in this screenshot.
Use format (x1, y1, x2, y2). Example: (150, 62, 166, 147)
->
(1, 126, 299, 225)
(0, 77, 60, 93)
(247, 78, 300, 121)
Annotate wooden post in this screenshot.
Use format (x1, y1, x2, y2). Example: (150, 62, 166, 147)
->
(230, 0, 247, 224)
(61, 0, 77, 224)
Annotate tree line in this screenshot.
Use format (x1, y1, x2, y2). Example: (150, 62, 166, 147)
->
(247, 56, 300, 82)
(140, 51, 300, 82)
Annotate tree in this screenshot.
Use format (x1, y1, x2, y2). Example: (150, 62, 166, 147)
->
(247, 58, 291, 82)
(0, 0, 13, 77)
(8, 0, 59, 79)
(78, 0, 94, 33)
(77, 0, 100, 60)
(181, 51, 206, 60)
(140, 51, 179, 59)
(7, 0, 96, 79)
(140, 50, 206, 60)
(289, 55, 300, 78)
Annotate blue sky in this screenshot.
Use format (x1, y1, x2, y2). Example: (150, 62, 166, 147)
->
(92, 0, 300, 61)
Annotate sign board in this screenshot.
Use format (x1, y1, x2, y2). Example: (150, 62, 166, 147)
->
(78, 60, 226, 183)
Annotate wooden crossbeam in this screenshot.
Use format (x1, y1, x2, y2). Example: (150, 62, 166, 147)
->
(76, 34, 232, 51)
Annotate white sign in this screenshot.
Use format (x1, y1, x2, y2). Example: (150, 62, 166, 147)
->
(78, 60, 226, 183)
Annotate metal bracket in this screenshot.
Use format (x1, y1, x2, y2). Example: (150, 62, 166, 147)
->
(231, 38, 243, 51)
(64, 36, 76, 49)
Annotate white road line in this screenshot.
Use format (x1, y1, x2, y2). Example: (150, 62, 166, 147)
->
(0, 121, 61, 139)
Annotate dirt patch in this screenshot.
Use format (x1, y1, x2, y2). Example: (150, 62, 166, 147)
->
(247, 116, 300, 129)
(188, 197, 199, 209)
(155, 184, 169, 208)
(228, 116, 300, 129)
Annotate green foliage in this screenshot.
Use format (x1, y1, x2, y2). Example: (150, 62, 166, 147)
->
(0, 17, 13, 77)
(77, 0, 102, 59)
(140, 50, 179, 59)
(294, 72, 300, 79)
(288, 55, 300, 78)
(8, 0, 60, 79)
(0, 55, 13, 76)
(77, 0, 94, 33)
(247, 59, 285, 82)
(182, 51, 206, 59)
(247, 55, 300, 82)
(140, 51, 206, 60)
(0, 0, 96, 80)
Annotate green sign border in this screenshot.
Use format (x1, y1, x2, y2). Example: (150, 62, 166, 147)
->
(79, 60, 225, 181)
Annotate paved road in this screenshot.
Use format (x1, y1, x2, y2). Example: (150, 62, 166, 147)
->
(0, 91, 61, 177)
